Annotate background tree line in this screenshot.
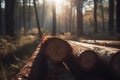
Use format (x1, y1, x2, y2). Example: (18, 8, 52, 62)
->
(0, 0, 120, 37)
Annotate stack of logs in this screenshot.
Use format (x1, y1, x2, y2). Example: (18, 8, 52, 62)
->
(14, 36, 120, 80)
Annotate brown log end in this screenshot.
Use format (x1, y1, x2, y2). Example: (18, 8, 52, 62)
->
(77, 50, 100, 71)
(40, 36, 73, 63)
(110, 51, 120, 77)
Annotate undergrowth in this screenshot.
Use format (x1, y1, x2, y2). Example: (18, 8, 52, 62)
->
(0, 34, 40, 80)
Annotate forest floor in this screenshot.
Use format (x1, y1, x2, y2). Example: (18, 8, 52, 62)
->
(0, 34, 40, 80)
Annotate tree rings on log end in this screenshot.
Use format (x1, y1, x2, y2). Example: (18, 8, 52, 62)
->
(77, 50, 100, 71)
(40, 36, 73, 63)
(110, 51, 120, 77)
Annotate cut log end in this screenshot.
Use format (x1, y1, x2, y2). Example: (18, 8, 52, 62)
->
(41, 36, 73, 63)
(110, 51, 120, 76)
(78, 50, 99, 71)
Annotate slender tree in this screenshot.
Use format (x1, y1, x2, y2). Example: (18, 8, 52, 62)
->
(23, 0, 26, 32)
(0, 0, 2, 35)
(93, 0, 98, 33)
(76, 0, 84, 36)
(52, 0, 56, 36)
(28, 0, 31, 29)
(33, 0, 42, 37)
(116, 0, 120, 33)
(69, 0, 73, 32)
(42, 0, 45, 28)
(109, 0, 114, 34)
(5, 0, 16, 36)
(19, 0, 23, 32)
(100, 0, 105, 33)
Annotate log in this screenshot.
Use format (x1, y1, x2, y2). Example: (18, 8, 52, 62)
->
(65, 50, 113, 80)
(65, 41, 101, 72)
(41, 36, 102, 72)
(80, 39, 120, 49)
(40, 37, 112, 73)
(77, 50, 101, 71)
(40, 36, 73, 63)
(14, 37, 119, 80)
(68, 41, 120, 62)
(109, 51, 120, 79)
(66, 41, 117, 80)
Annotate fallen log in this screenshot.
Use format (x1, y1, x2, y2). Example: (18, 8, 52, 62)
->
(109, 51, 120, 79)
(40, 36, 73, 63)
(41, 36, 103, 72)
(64, 41, 101, 72)
(28, 36, 76, 80)
(80, 39, 120, 49)
(68, 41, 120, 62)
(68, 42, 116, 80)
(14, 37, 120, 80)
(65, 42, 114, 80)
(77, 50, 101, 71)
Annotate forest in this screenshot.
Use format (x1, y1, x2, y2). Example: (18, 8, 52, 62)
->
(0, 0, 120, 80)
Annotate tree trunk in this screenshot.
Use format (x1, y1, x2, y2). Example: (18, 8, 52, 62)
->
(116, 0, 120, 33)
(28, 0, 31, 30)
(23, 0, 26, 32)
(18, 1, 22, 32)
(93, 0, 98, 33)
(33, 0, 42, 37)
(100, 0, 105, 33)
(69, 0, 72, 32)
(52, 1, 56, 36)
(109, 0, 114, 35)
(42, 0, 45, 28)
(71, 9, 75, 33)
(0, 0, 2, 35)
(5, 0, 15, 36)
(76, 0, 84, 36)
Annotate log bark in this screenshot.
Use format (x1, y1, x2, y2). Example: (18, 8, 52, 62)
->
(66, 41, 101, 72)
(67, 41, 116, 80)
(68, 41, 120, 62)
(80, 40, 120, 49)
(109, 51, 120, 79)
